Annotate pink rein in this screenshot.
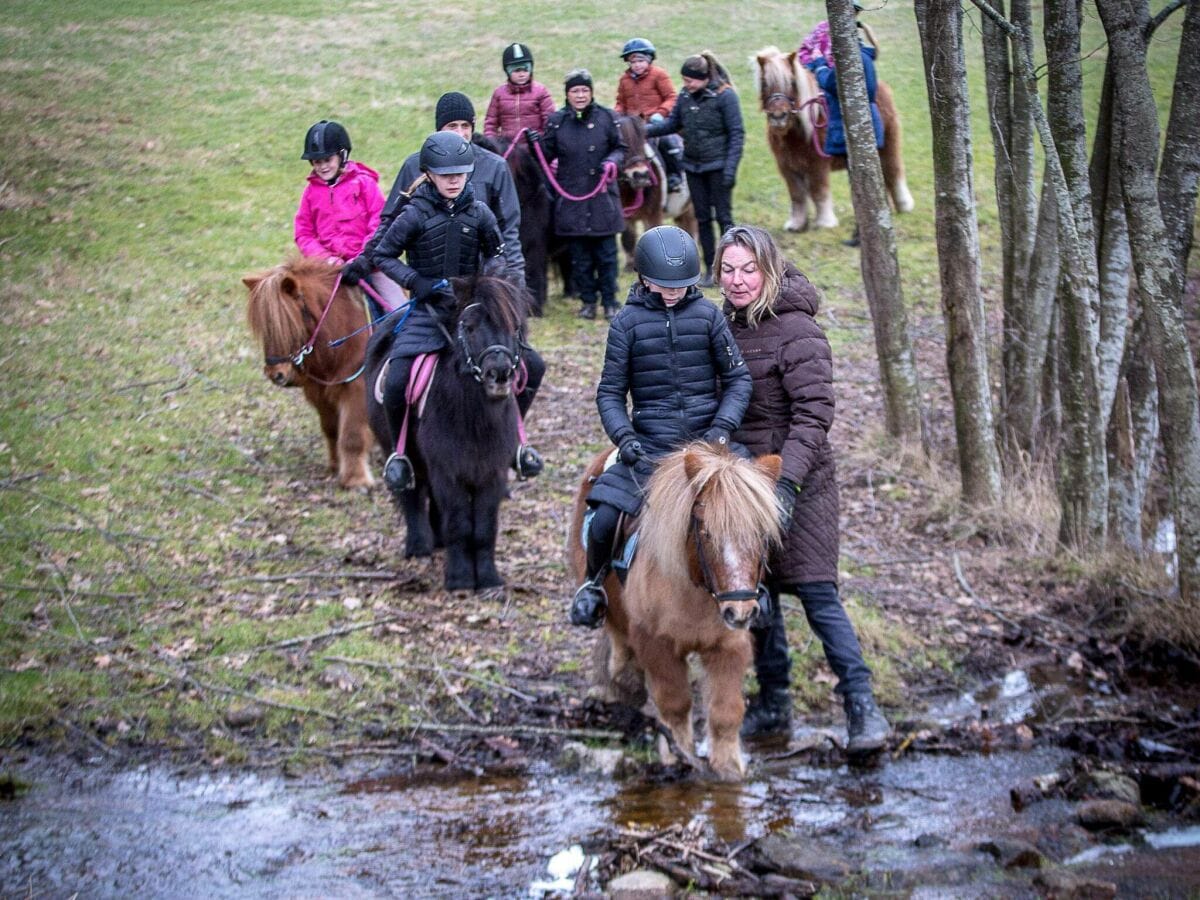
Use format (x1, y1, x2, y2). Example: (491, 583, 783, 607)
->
(799, 95, 832, 159)
(524, 129, 616, 202)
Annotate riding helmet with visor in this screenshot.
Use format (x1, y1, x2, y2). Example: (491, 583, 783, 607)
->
(419, 131, 475, 175)
(620, 37, 657, 61)
(502, 42, 534, 75)
(635, 225, 701, 288)
(301, 120, 351, 162)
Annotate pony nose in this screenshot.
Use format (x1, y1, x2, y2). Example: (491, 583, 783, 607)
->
(272, 371, 288, 386)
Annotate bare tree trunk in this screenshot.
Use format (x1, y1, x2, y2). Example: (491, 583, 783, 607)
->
(1157, 0, 1200, 285)
(1108, 307, 1159, 551)
(1046, 0, 1109, 548)
(825, 0, 926, 446)
(983, 0, 1042, 460)
(915, 0, 1003, 506)
(1097, 0, 1200, 629)
(1027, 177, 1061, 452)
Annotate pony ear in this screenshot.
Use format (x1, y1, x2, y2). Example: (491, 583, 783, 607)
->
(280, 276, 299, 298)
(787, 50, 799, 68)
(755, 454, 783, 482)
(242, 274, 263, 291)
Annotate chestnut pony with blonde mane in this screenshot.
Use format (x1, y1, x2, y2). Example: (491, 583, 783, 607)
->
(614, 115, 698, 271)
(570, 443, 782, 780)
(753, 43, 913, 232)
(243, 256, 375, 488)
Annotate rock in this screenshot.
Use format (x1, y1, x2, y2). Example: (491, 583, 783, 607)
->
(754, 832, 851, 882)
(914, 833, 948, 849)
(607, 869, 677, 898)
(558, 741, 632, 778)
(1033, 869, 1117, 899)
(224, 705, 263, 729)
(1070, 770, 1141, 805)
(1077, 799, 1142, 831)
(974, 837, 1045, 868)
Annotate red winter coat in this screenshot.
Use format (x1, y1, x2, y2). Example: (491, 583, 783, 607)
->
(483, 80, 556, 139)
(293, 160, 384, 261)
(614, 64, 677, 120)
(727, 265, 838, 585)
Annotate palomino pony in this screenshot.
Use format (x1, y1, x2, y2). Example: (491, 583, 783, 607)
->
(243, 256, 375, 489)
(753, 45, 913, 232)
(366, 276, 529, 593)
(570, 443, 783, 780)
(615, 115, 698, 271)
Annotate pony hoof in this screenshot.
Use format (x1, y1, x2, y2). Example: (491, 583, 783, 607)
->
(404, 544, 433, 559)
(784, 220, 807, 233)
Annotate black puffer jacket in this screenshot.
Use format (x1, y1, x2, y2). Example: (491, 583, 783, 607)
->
(540, 102, 627, 237)
(588, 283, 752, 514)
(726, 265, 838, 585)
(370, 181, 502, 290)
(646, 82, 744, 182)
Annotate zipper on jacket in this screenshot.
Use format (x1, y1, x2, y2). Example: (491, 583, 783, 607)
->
(666, 307, 685, 417)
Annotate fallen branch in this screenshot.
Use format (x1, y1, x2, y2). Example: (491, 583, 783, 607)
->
(224, 616, 404, 658)
(230, 571, 401, 583)
(405, 721, 623, 741)
(324, 655, 539, 704)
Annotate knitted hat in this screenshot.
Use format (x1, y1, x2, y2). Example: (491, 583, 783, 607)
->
(564, 68, 593, 92)
(435, 92, 476, 130)
(680, 56, 709, 80)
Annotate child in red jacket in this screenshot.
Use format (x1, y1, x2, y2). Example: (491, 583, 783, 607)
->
(294, 120, 403, 310)
(483, 43, 556, 140)
(613, 38, 683, 191)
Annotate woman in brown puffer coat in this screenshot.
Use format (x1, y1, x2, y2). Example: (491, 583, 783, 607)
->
(717, 224, 890, 756)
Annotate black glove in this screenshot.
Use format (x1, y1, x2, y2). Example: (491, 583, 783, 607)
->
(524, 128, 542, 149)
(340, 255, 372, 286)
(618, 436, 643, 466)
(703, 426, 731, 448)
(775, 478, 799, 529)
(408, 275, 443, 302)
(722, 171, 737, 190)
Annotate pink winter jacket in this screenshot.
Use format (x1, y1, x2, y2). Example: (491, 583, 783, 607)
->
(293, 160, 385, 261)
(483, 80, 556, 139)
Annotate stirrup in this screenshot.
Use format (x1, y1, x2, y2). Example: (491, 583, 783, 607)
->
(515, 444, 543, 479)
(570, 579, 608, 629)
(383, 453, 415, 491)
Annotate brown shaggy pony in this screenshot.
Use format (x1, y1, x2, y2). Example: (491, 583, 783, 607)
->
(243, 256, 375, 489)
(754, 45, 913, 232)
(570, 443, 783, 780)
(615, 115, 698, 270)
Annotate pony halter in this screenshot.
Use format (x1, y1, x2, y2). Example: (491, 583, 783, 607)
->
(455, 302, 521, 384)
(689, 510, 770, 605)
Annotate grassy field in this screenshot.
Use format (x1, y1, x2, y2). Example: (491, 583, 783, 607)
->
(0, 1, 1189, 761)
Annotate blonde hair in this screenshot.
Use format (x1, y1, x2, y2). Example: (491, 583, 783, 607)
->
(714, 225, 785, 327)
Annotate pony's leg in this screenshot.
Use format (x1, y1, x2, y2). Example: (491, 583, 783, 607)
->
(700, 640, 753, 781)
(400, 481, 435, 558)
(430, 476, 475, 591)
(314, 396, 341, 477)
(470, 479, 507, 591)
(811, 160, 839, 229)
(335, 383, 374, 489)
(882, 134, 914, 214)
(779, 165, 811, 233)
(639, 637, 696, 765)
(620, 226, 638, 271)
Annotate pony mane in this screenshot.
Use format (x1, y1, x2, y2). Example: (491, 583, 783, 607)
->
(453, 275, 527, 335)
(245, 255, 339, 354)
(616, 115, 648, 162)
(639, 443, 782, 583)
(753, 45, 817, 140)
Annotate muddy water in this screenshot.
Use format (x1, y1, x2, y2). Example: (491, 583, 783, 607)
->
(3, 668, 1198, 897)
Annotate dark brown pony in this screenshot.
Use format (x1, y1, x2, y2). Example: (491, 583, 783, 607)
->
(570, 443, 783, 780)
(615, 115, 698, 270)
(243, 256, 375, 489)
(754, 45, 913, 232)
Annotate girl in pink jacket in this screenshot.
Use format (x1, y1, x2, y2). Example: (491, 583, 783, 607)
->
(483, 43, 556, 140)
(294, 120, 385, 265)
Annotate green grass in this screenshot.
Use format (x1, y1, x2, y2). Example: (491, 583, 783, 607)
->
(0, 0, 1189, 757)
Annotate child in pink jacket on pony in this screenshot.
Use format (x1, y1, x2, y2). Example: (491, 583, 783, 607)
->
(483, 43, 556, 140)
(293, 119, 403, 311)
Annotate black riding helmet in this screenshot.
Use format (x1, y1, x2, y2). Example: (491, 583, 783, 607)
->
(419, 131, 475, 175)
(620, 37, 656, 60)
(503, 42, 534, 74)
(301, 120, 351, 162)
(635, 225, 701, 288)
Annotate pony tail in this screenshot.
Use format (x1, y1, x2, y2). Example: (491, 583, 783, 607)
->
(859, 21, 880, 56)
(702, 51, 734, 90)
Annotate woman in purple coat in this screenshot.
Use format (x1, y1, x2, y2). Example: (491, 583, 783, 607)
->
(717, 225, 889, 755)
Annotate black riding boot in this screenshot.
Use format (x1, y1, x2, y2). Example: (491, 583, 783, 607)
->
(382, 356, 416, 491)
(570, 505, 618, 628)
(844, 692, 890, 754)
(741, 686, 792, 739)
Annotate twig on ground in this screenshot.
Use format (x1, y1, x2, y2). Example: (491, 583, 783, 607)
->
(324, 655, 539, 703)
(406, 721, 623, 740)
(434, 658, 483, 723)
(216, 616, 404, 659)
(231, 571, 400, 583)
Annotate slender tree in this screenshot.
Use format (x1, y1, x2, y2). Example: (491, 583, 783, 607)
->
(824, 0, 926, 446)
(914, 0, 1003, 505)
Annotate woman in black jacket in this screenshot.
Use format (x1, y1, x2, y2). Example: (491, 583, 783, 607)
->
(538, 69, 628, 320)
(647, 51, 744, 286)
(569, 226, 751, 628)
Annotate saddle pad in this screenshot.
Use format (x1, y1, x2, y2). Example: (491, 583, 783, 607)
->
(373, 359, 390, 405)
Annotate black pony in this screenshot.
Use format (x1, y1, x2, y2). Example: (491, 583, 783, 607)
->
(476, 134, 570, 316)
(365, 276, 528, 592)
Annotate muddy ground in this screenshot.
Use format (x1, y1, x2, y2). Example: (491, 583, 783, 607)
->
(3, 293, 1200, 897)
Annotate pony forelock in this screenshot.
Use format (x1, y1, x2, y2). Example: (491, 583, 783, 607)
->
(245, 256, 338, 356)
(639, 443, 782, 582)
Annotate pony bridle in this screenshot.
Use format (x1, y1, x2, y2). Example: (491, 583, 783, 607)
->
(689, 511, 769, 605)
(454, 303, 520, 384)
(264, 273, 343, 369)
